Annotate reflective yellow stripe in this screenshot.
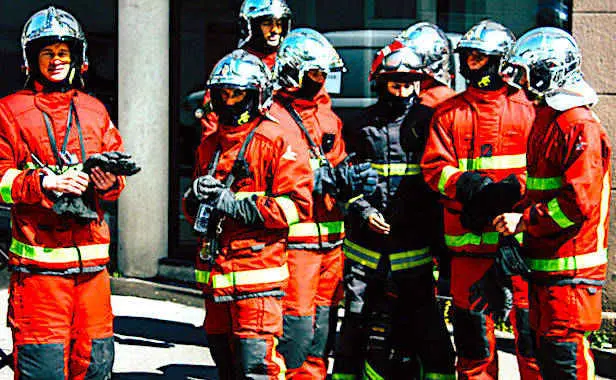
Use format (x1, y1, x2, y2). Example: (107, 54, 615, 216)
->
(363, 361, 385, 380)
(527, 176, 563, 191)
(425, 374, 456, 380)
(390, 246, 432, 271)
(458, 154, 526, 171)
(583, 335, 596, 379)
(332, 375, 357, 380)
(547, 198, 575, 228)
(10, 239, 109, 263)
(235, 191, 265, 200)
(438, 166, 460, 195)
(211, 264, 289, 289)
(597, 172, 609, 253)
(343, 239, 380, 269)
(272, 337, 287, 380)
(371, 163, 420, 177)
(195, 269, 211, 284)
(445, 232, 522, 248)
(526, 249, 607, 272)
(288, 221, 344, 237)
(274, 196, 300, 226)
(0, 169, 21, 204)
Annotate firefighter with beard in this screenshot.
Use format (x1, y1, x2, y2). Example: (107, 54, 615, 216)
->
(272, 29, 378, 379)
(199, 0, 292, 141)
(494, 27, 610, 380)
(187, 50, 313, 379)
(421, 20, 542, 379)
(0, 6, 129, 379)
(333, 43, 456, 380)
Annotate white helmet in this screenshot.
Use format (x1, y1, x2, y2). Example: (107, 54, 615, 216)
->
(501, 27, 597, 111)
(21, 6, 88, 75)
(207, 49, 273, 114)
(273, 28, 345, 89)
(396, 22, 451, 86)
(238, 0, 292, 48)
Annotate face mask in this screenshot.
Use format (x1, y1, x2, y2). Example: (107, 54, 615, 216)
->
(212, 90, 259, 126)
(295, 75, 324, 100)
(460, 53, 505, 91)
(376, 80, 416, 117)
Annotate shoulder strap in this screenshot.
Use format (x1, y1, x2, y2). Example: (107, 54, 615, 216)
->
(281, 100, 325, 157)
(41, 99, 87, 170)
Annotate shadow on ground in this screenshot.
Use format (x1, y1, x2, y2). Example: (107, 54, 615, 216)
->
(113, 316, 208, 347)
(112, 364, 219, 379)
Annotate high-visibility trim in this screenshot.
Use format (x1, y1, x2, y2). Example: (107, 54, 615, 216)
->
(526, 249, 608, 272)
(0, 169, 21, 204)
(597, 172, 610, 253)
(309, 158, 321, 171)
(390, 246, 432, 271)
(10, 239, 109, 263)
(547, 198, 575, 229)
(332, 375, 357, 380)
(438, 166, 460, 195)
(235, 191, 265, 200)
(458, 154, 526, 171)
(424, 374, 456, 380)
(195, 269, 211, 284)
(363, 361, 385, 380)
(288, 221, 344, 238)
(583, 335, 595, 380)
(274, 196, 300, 226)
(344, 194, 364, 212)
(371, 163, 420, 177)
(343, 239, 380, 269)
(203, 264, 289, 289)
(445, 232, 522, 248)
(526, 176, 563, 191)
(272, 337, 287, 380)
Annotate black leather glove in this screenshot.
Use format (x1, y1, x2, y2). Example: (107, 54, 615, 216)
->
(52, 195, 98, 221)
(461, 174, 521, 232)
(210, 188, 264, 225)
(313, 161, 338, 197)
(468, 236, 529, 321)
(348, 163, 378, 195)
(83, 151, 141, 176)
(192, 175, 225, 202)
(456, 172, 493, 205)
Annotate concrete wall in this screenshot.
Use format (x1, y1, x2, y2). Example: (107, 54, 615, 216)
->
(573, 0, 616, 310)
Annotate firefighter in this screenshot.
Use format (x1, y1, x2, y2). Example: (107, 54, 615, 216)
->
(421, 20, 542, 379)
(187, 49, 313, 379)
(272, 28, 377, 379)
(0, 6, 128, 379)
(333, 41, 456, 380)
(199, 0, 292, 141)
(494, 27, 610, 380)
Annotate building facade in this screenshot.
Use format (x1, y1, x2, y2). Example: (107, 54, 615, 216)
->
(0, 0, 614, 309)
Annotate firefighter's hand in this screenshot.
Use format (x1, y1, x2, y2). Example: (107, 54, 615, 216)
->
(42, 170, 89, 195)
(91, 167, 117, 191)
(493, 213, 525, 236)
(367, 212, 390, 235)
(193, 175, 224, 202)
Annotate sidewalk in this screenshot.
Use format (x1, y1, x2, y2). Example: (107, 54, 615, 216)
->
(0, 279, 611, 379)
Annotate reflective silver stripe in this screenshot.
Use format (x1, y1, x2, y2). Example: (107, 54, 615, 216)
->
(0, 169, 21, 204)
(10, 239, 109, 263)
(458, 154, 526, 171)
(274, 196, 300, 225)
(195, 265, 290, 288)
(288, 221, 344, 238)
(235, 191, 265, 200)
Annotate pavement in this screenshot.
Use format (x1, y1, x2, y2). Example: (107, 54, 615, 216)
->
(0, 275, 611, 379)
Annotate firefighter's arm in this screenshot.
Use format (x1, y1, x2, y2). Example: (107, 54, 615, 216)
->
(522, 122, 606, 237)
(96, 118, 126, 201)
(421, 114, 465, 201)
(0, 103, 54, 208)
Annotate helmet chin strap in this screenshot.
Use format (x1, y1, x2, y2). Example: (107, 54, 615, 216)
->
(461, 55, 505, 91)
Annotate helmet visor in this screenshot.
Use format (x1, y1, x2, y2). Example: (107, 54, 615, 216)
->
(381, 48, 423, 74)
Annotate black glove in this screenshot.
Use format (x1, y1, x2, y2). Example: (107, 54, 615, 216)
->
(456, 172, 493, 205)
(461, 174, 521, 232)
(313, 161, 338, 197)
(348, 162, 378, 195)
(52, 195, 98, 221)
(468, 236, 529, 321)
(209, 188, 264, 225)
(192, 175, 224, 202)
(83, 151, 141, 176)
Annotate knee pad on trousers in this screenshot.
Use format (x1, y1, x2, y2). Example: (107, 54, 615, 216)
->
(17, 343, 64, 380)
(307, 305, 330, 359)
(236, 338, 268, 376)
(84, 337, 115, 380)
(207, 333, 234, 380)
(514, 308, 535, 359)
(536, 336, 578, 379)
(279, 315, 313, 369)
(452, 307, 490, 360)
